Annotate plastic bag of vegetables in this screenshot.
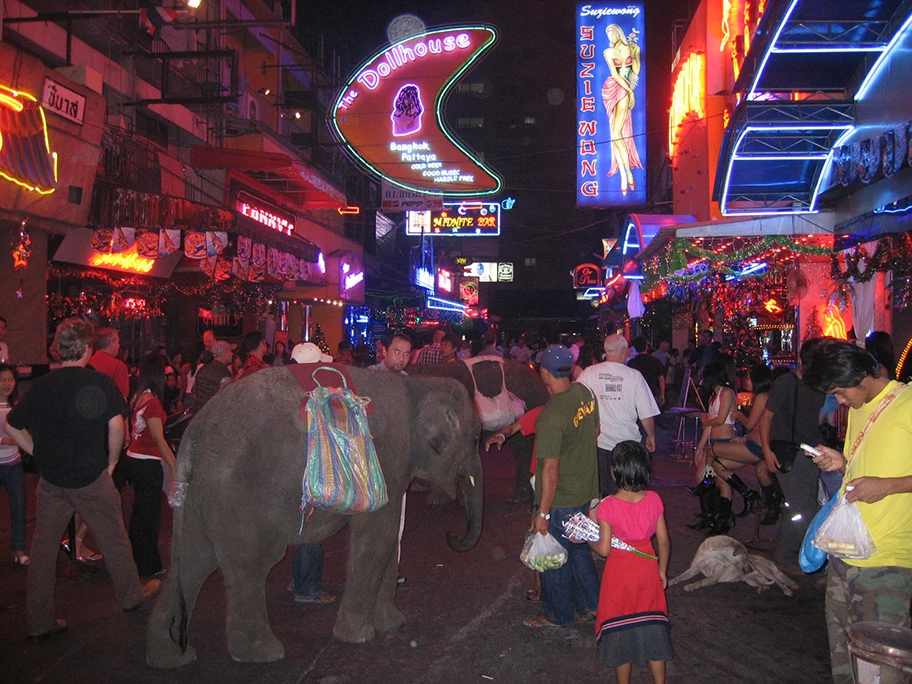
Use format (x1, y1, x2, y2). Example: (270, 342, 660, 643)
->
(520, 531, 568, 572)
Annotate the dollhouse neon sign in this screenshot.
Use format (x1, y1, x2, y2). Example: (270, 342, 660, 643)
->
(330, 26, 502, 198)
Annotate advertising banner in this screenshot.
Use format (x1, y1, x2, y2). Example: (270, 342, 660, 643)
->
(576, 2, 647, 206)
(331, 26, 503, 198)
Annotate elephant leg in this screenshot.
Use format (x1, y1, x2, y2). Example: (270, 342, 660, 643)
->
(508, 434, 535, 504)
(147, 504, 218, 668)
(220, 538, 288, 663)
(333, 501, 403, 643)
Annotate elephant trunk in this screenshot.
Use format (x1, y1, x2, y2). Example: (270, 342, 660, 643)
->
(446, 450, 484, 552)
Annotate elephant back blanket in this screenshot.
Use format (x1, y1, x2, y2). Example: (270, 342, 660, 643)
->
(296, 365, 388, 516)
(463, 357, 527, 432)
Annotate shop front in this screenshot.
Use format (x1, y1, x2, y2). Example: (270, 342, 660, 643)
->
(0, 43, 105, 363)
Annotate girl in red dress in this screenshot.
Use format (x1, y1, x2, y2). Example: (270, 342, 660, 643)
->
(588, 440, 672, 684)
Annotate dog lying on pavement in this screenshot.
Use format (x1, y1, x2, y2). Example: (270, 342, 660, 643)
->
(669, 536, 799, 596)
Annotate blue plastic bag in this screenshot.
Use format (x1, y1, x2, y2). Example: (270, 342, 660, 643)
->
(799, 494, 838, 573)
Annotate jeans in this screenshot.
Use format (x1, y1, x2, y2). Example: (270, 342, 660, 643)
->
(113, 456, 165, 577)
(291, 543, 324, 596)
(0, 461, 26, 551)
(539, 503, 600, 626)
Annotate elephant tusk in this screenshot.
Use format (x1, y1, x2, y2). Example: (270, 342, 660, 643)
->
(468, 475, 475, 487)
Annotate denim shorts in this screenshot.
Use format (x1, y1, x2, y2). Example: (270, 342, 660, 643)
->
(745, 439, 763, 460)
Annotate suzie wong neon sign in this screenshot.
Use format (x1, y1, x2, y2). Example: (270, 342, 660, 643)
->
(331, 26, 502, 198)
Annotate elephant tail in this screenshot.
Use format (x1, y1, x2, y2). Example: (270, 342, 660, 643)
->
(166, 556, 190, 653)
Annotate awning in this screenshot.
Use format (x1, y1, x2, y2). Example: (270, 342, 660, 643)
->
(715, 0, 912, 216)
(190, 146, 347, 209)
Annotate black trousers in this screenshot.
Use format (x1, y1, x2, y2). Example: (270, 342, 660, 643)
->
(113, 456, 164, 577)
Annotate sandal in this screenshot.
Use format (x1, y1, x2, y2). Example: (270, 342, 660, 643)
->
(13, 553, 30, 566)
(294, 590, 337, 604)
(575, 610, 597, 623)
(525, 589, 541, 602)
(522, 615, 565, 629)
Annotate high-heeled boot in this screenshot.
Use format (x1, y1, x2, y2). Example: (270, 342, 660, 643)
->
(707, 496, 734, 536)
(760, 482, 784, 526)
(687, 485, 718, 530)
(726, 473, 761, 517)
(685, 477, 714, 496)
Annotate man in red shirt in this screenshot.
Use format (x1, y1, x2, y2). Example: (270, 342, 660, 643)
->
(240, 331, 269, 378)
(90, 328, 129, 399)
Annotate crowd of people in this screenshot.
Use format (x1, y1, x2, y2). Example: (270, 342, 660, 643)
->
(1, 316, 910, 683)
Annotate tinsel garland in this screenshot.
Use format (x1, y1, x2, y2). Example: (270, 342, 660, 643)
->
(829, 240, 892, 283)
(643, 236, 832, 292)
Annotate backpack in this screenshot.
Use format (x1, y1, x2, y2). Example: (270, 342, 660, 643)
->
(463, 357, 527, 432)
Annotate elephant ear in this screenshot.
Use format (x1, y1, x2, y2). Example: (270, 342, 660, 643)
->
(418, 390, 462, 455)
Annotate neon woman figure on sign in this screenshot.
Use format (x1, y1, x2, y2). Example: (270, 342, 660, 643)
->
(602, 24, 643, 196)
(392, 84, 423, 136)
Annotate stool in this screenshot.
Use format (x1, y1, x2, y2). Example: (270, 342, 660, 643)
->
(849, 622, 912, 684)
(665, 408, 701, 463)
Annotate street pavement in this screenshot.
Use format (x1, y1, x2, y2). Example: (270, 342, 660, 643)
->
(1, 417, 832, 683)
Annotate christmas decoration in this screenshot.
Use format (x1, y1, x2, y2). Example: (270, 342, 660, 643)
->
(11, 218, 32, 270)
(311, 323, 330, 355)
(804, 305, 822, 341)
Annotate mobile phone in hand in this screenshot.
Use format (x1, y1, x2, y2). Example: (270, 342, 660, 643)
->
(800, 443, 823, 457)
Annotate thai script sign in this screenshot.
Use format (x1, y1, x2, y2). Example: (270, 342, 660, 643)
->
(42, 78, 86, 125)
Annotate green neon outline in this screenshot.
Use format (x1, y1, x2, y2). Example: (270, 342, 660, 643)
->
(330, 25, 503, 198)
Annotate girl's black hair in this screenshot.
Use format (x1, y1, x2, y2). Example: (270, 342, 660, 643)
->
(749, 363, 773, 396)
(0, 363, 19, 405)
(701, 360, 730, 391)
(132, 354, 167, 407)
(611, 440, 651, 492)
(865, 331, 896, 381)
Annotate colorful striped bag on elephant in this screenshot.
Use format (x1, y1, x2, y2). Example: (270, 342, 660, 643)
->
(301, 367, 388, 515)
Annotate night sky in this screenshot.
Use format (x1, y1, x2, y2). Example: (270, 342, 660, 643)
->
(300, 0, 691, 276)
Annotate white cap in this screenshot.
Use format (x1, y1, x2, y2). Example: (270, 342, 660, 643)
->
(291, 342, 333, 364)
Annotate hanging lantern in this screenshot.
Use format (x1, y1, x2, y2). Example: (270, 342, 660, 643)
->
(11, 218, 32, 270)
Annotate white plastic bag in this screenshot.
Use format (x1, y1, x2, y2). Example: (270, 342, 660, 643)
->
(813, 494, 877, 560)
(520, 531, 568, 572)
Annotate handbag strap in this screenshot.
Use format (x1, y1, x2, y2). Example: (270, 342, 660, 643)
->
(788, 373, 799, 442)
(846, 383, 908, 462)
(312, 365, 347, 389)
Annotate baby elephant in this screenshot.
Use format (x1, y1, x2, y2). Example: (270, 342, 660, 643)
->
(669, 536, 798, 596)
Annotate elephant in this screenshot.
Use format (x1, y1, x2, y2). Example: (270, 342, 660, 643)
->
(409, 358, 549, 503)
(146, 365, 482, 667)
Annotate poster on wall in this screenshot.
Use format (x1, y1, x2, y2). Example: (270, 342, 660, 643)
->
(330, 26, 503, 198)
(576, 2, 647, 207)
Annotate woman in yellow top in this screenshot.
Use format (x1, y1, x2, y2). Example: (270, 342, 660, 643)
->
(804, 338, 912, 684)
(601, 24, 644, 196)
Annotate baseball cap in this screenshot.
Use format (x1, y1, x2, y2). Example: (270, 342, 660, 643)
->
(211, 340, 236, 357)
(540, 344, 573, 377)
(291, 342, 333, 364)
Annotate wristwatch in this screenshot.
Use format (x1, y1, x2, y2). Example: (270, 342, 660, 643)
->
(538, 511, 550, 520)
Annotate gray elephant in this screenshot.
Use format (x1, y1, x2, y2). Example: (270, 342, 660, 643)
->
(146, 365, 482, 667)
(409, 359, 549, 503)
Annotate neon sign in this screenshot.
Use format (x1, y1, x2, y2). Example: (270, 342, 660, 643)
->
(406, 201, 501, 236)
(427, 296, 466, 313)
(344, 271, 364, 290)
(823, 307, 847, 339)
(331, 26, 502, 198)
(0, 84, 58, 194)
(668, 53, 705, 162)
(576, 1, 647, 206)
(415, 267, 434, 290)
(90, 245, 155, 274)
(237, 191, 295, 236)
(437, 268, 453, 293)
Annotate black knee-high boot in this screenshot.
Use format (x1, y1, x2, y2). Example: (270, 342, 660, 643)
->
(760, 482, 784, 526)
(687, 484, 718, 530)
(726, 473, 761, 517)
(707, 496, 734, 536)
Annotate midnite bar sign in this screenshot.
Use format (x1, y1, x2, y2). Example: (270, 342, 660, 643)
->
(237, 191, 295, 236)
(330, 26, 502, 198)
